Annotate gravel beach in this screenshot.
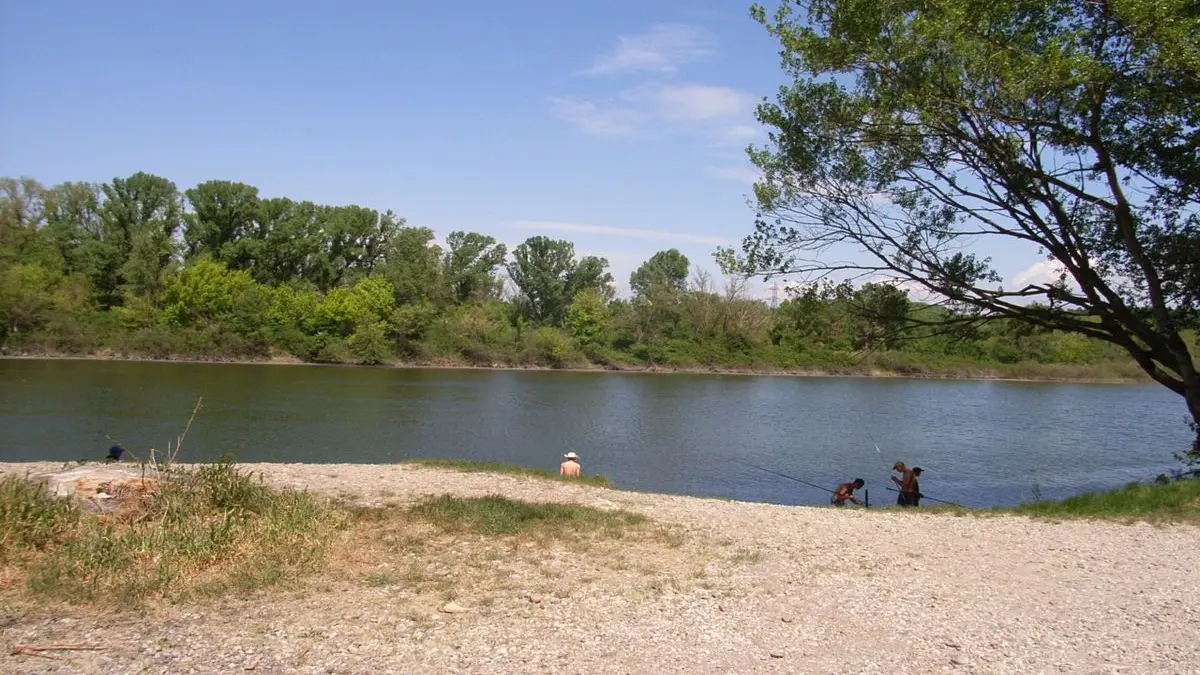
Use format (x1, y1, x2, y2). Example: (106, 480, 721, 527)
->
(1, 461, 1197, 675)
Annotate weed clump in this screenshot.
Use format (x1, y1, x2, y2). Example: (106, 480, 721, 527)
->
(0, 475, 81, 556)
(2, 460, 339, 604)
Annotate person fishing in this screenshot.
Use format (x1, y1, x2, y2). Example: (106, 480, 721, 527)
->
(891, 462, 923, 507)
(831, 478, 866, 506)
(105, 445, 125, 463)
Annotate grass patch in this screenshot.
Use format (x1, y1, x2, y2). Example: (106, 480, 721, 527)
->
(364, 571, 398, 587)
(2, 460, 340, 604)
(408, 494, 645, 536)
(0, 475, 82, 555)
(402, 458, 614, 488)
(729, 548, 763, 564)
(1005, 478, 1200, 524)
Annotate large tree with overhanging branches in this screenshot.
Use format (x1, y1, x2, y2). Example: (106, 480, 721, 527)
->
(727, 0, 1200, 444)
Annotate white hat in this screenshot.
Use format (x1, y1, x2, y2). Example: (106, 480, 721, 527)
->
(563, 451, 579, 459)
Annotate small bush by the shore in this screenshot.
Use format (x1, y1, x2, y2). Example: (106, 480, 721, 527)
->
(402, 458, 614, 489)
(2, 461, 340, 604)
(1008, 478, 1200, 523)
(409, 494, 646, 536)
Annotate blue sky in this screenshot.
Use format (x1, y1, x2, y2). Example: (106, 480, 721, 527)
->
(0, 0, 1050, 298)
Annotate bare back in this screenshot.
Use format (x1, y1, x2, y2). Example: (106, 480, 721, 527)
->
(560, 460, 581, 477)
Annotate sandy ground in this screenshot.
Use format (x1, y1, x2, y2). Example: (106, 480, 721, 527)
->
(1, 461, 1197, 675)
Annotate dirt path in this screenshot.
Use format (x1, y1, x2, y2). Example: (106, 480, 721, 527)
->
(2, 461, 1197, 675)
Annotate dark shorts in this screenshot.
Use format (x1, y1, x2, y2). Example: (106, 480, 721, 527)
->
(897, 491, 920, 507)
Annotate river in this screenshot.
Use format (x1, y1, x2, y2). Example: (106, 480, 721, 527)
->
(0, 358, 1190, 507)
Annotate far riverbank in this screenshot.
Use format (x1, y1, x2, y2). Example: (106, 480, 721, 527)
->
(0, 351, 1148, 386)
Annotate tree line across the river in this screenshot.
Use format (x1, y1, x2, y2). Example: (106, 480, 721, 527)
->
(0, 173, 1146, 379)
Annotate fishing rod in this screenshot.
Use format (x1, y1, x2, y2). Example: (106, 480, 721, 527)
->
(737, 459, 871, 508)
(735, 459, 836, 495)
(885, 486, 963, 507)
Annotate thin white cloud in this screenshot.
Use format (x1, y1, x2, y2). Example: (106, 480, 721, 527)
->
(654, 85, 754, 121)
(1012, 259, 1068, 288)
(712, 124, 760, 147)
(705, 164, 762, 184)
(545, 96, 642, 137)
(577, 23, 715, 77)
(513, 220, 731, 247)
(549, 84, 756, 138)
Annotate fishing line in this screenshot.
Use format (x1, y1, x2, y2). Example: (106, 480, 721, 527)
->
(855, 408, 882, 455)
(735, 458, 870, 508)
(734, 459, 836, 495)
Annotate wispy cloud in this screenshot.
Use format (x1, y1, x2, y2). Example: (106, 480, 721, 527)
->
(577, 23, 715, 77)
(705, 164, 761, 184)
(545, 96, 643, 137)
(513, 220, 731, 247)
(549, 83, 754, 138)
(712, 124, 760, 147)
(652, 85, 753, 121)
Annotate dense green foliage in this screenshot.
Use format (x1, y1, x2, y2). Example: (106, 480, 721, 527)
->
(0, 173, 1147, 379)
(734, 1, 1200, 415)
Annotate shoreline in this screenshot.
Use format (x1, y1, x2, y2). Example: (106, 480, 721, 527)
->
(2, 461, 1197, 674)
(0, 352, 1147, 386)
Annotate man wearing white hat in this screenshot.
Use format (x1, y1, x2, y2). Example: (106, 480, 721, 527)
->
(560, 451, 581, 477)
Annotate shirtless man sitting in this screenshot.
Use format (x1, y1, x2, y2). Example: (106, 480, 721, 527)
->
(559, 451, 581, 477)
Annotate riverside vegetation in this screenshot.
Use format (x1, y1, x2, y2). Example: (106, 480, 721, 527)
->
(0, 174, 1159, 381)
(0, 458, 651, 607)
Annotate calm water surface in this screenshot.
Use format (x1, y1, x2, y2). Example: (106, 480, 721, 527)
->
(0, 359, 1190, 507)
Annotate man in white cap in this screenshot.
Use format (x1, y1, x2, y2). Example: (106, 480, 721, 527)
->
(560, 451, 581, 477)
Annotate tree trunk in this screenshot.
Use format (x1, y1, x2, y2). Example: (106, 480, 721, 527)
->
(1186, 384, 1200, 456)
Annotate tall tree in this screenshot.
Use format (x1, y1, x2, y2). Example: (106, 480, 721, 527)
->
(43, 182, 103, 277)
(630, 249, 690, 296)
(851, 282, 911, 351)
(0, 178, 46, 265)
(99, 172, 183, 299)
(507, 236, 613, 324)
(731, 0, 1200, 437)
(183, 180, 261, 268)
(569, 255, 615, 302)
(442, 231, 507, 303)
(252, 198, 323, 286)
(311, 205, 399, 291)
(381, 226, 443, 305)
